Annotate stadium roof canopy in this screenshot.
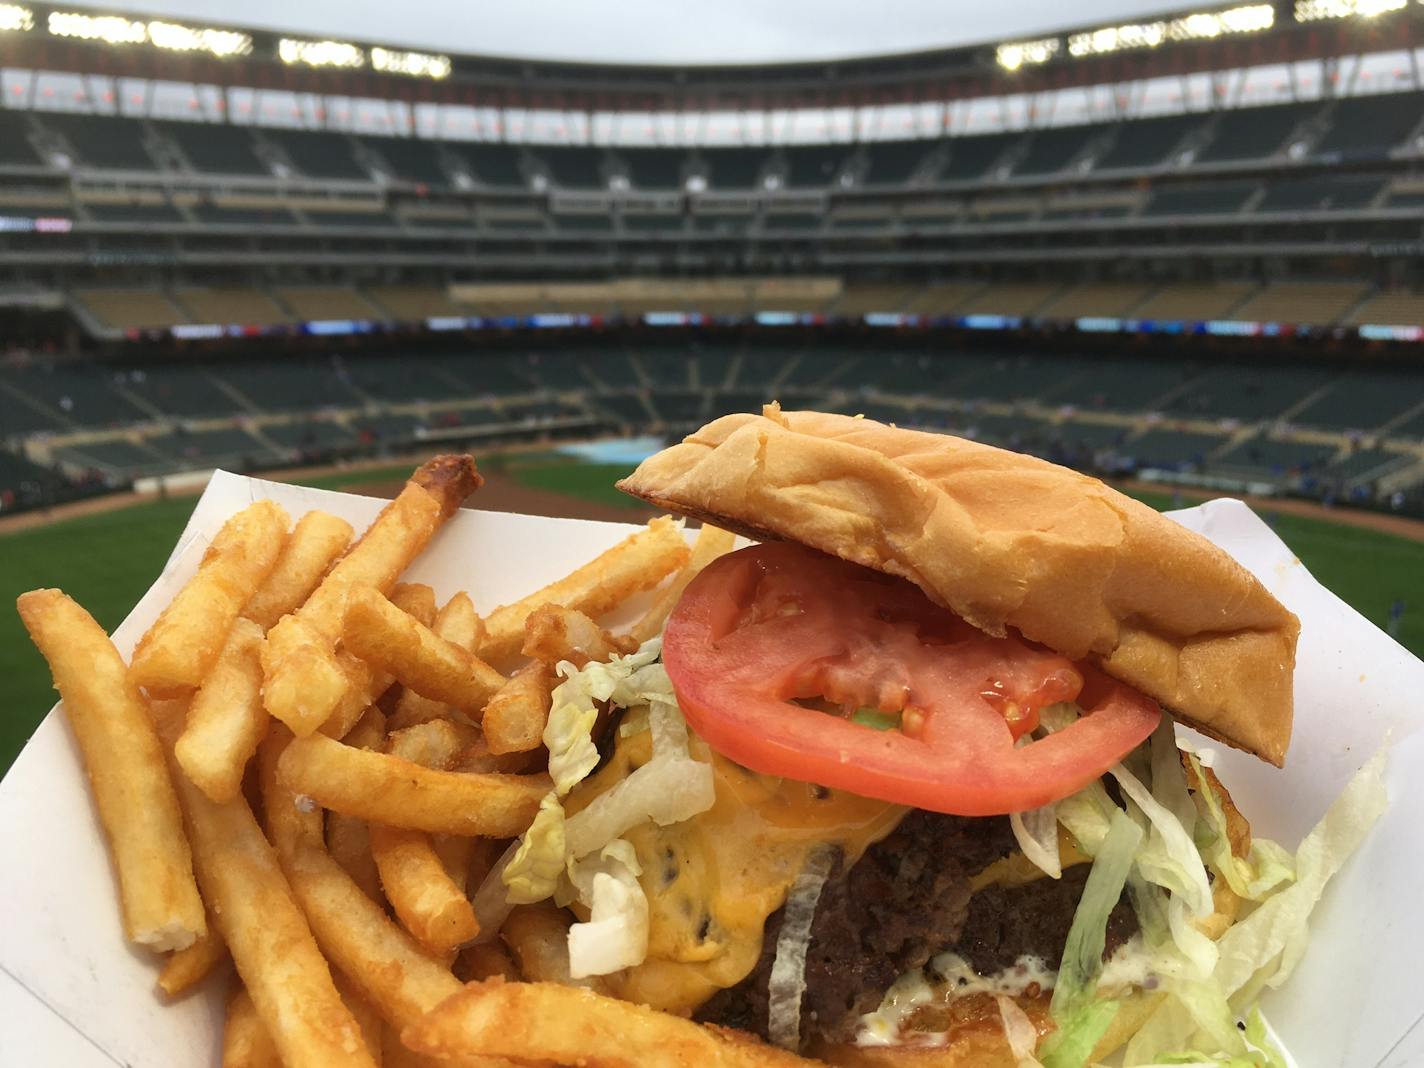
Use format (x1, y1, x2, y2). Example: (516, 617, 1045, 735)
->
(0, 0, 1417, 111)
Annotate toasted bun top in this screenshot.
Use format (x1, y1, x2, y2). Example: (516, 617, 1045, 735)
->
(617, 406, 1298, 765)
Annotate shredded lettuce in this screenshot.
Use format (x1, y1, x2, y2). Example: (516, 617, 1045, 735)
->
(566, 840, 649, 978)
(1110, 752, 1214, 918)
(1124, 750, 1388, 1064)
(1188, 753, 1296, 902)
(501, 791, 567, 904)
(996, 994, 1046, 1068)
(1045, 808, 1141, 1068)
(1012, 803, 1063, 880)
(565, 755, 715, 859)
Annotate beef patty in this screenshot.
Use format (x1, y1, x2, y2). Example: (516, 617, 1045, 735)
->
(695, 809, 1138, 1048)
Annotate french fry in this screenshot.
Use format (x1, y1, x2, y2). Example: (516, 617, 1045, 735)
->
(344, 587, 507, 714)
(259, 730, 465, 1031)
(502, 906, 592, 989)
(222, 988, 282, 1068)
(481, 662, 556, 755)
(456, 943, 520, 983)
(432, 835, 475, 895)
(389, 593, 483, 730)
(386, 719, 478, 769)
(158, 917, 228, 998)
(278, 732, 549, 836)
(262, 455, 481, 732)
(452, 735, 544, 775)
(335, 972, 386, 1066)
(17, 589, 205, 951)
(522, 603, 637, 668)
(241, 510, 353, 631)
(131, 500, 290, 692)
(260, 614, 350, 736)
(478, 515, 689, 664)
(630, 522, 738, 643)
(175, 617, 268, 803)
(370, 824, 480, 956)
(390, 582, 438, 629)
(403, 979, 821, 1068)
(161, 711, 377, 1068)
(326, 708, 387, 902)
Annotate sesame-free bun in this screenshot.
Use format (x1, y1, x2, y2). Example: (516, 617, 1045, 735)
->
(617, 405, 1298, 766)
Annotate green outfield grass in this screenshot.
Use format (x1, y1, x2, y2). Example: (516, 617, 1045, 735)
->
(2, 456, 1420, 775)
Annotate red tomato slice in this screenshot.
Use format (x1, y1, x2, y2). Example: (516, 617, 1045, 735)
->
(662, 543, 1160, 816)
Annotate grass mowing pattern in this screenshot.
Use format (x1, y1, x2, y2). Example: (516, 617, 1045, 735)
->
(1, 461, 1419, 774)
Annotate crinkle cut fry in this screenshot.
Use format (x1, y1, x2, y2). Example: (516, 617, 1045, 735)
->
(404, 979, 828, 1068)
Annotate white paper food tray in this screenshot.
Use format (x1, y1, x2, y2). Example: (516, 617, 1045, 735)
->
(0, 471, 1419, 1067)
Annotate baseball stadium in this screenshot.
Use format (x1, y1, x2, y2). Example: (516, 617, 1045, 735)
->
(3, 0, 1424, 780)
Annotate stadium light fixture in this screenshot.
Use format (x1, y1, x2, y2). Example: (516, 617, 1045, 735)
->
(371, 46, 451, 80)
(995, 37, 1059, 71)
(1294, 0, 1405, 19)
(1067, 3, 1273, 56)
(278, 37, 366, 69)
(0, 4, 32, 33)
(47, 11, 146, 45)
(147, 20, 252, 58)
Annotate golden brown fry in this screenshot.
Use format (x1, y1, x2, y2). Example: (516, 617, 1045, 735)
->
(344, 587, 507, 714)
(370, 824, 480, 956)
(175, 617, 268, 803)
(325, 708, 387, 902)
(262, 456, 481, 732)
(345, 705, 389, 751)
(432, 835, 475, 895)
(299, 456, 481, 640)
(403, 979, 821, 1068)
(165, 715, 376, 1068)
(456, 942, 520, 983)
(631, 522, 737, 643)
(501, 906, 588, 988)
(335, 972, 386, 1066)
(222, 988, 282, 1068)
(157, 916, 228, 998)
(386, 719, 477, 769)
(478, 515, 689, 664)
(481, 661, 556, 756)
(259, 730, 466, 1033)
(522, 603, 637, 668)
(390, 582, 438, 628)
(389, 593, 483, 730)
(17, 589, 204, 951)
(278, 732, 548, 836)
(241, 510, 353, 631)
(260, 614, 350, 736)
(131, 500, 289, 692)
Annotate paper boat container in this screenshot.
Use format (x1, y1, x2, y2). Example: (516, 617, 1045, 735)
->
(1, 471, 1421, 1067)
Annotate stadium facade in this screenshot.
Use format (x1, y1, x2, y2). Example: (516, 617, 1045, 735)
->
(0, 0, 1421, 517)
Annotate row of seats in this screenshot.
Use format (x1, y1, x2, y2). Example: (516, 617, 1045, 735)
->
(7, 346, 1423, 452)
(68, 278, 1420, 332)
(6, 91, 1421, 189)
(19, 171, 1406, 235)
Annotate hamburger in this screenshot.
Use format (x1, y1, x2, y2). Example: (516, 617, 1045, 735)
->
(498, 404, 1329, 1067)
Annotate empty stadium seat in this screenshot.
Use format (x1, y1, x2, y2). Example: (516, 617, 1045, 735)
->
(174, 287, 291, 326)
(1131, 281, 1258, 321)
(900, 281, 986, 315)
(1229, 281, 1370, 326)
(1346, 289, 1424, 326)
(263, 129, 368, 181)
(785, 145, 854, 188)
(1170, 365, 1333, 420)
(1014, 124, 1107, 176)
(364, 286, 467, 320)
(941, 133, 1019, 180)
(863, 141, 936, 185)
(622, 214, 685, 234)
(120, 364, 239, 418)
(214, 359, 365, 410)
(273, 286, 382, 321)
(83, 200, 185, 224)
(158, 121, 270, 176)
(1144, 181, 1257, 215)
(1325, 448, 1412, 484)
(0, 111, 44, 166)
(700, 148, 768, 189)
(1194, 102, 1314, 163)
(1093, 113, 1202, 170)
(1313, 92, 1424, 161)
(446, 143, 527, 188)
(834, 283, 920, 316)
(1256, 175, 1383, 213)
(41, 113, 159, 171)
(361, 135, 452, 187)
(956, 282, 1063, 317)
(1292, 370, 1424, 432)
(75, 288, 189, 330)
(189, 202, 297, 227)
(1042, 359, 1196, 412)
(620, 148, 686, 190)
(303, 207, 399, 229)
(536, 146, 608, 190)
(1209, 435, 1337, 479)
(1034, 283, 1153, 320)
(5, 363, 149, 427)
(1127, 428, 1227, 467)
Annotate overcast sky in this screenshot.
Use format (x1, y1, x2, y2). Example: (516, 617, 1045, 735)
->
(85, 0, 1189, 65)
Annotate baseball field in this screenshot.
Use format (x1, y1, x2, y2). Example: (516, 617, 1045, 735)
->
(2, 449, 1420, 773)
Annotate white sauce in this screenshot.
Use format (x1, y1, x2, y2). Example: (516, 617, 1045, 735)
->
(854, 936, 1158, 1047)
